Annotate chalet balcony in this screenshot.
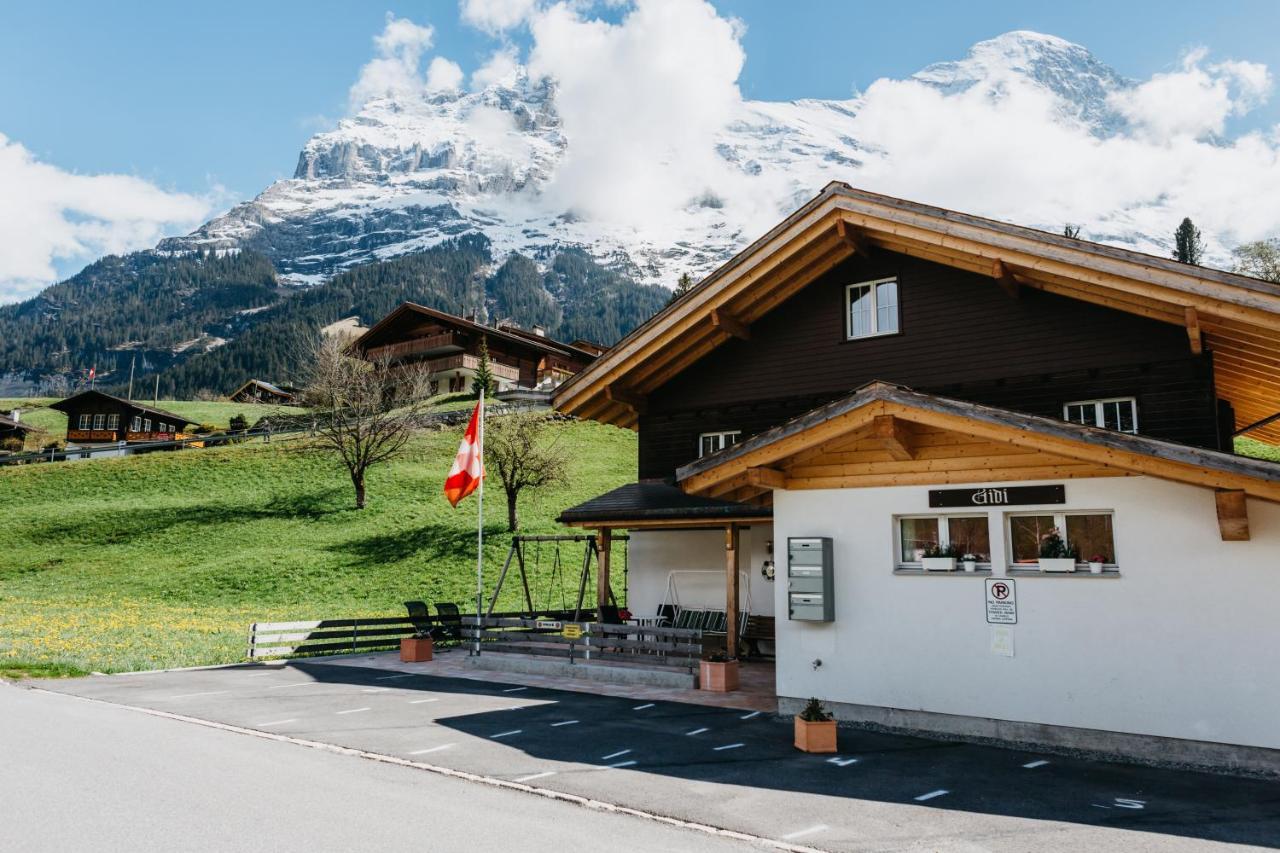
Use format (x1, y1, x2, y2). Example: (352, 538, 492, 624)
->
(427, 354, 521, 383)
(365, 333, 464, 362)
(67, 430, 119, 442)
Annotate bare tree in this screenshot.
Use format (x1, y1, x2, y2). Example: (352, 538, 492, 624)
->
(484, 412, 570, 531)
(1233, 238, 1280, 283)
(302, 335, 433, 509)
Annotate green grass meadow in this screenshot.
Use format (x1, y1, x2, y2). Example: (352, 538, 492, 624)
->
(0, 417, 635, 675)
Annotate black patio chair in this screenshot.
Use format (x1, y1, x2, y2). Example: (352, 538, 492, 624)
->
(434, 602, 465, 644)
(403, 600, 440, 640)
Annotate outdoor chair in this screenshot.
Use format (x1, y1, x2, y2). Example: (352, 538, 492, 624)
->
(434, 602, 465, 645)
(403, 600, 439, 639)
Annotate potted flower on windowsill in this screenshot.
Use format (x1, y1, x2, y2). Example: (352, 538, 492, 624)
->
(1038, 528, 1079, 573)
(700, 651, 739, 692)
(1088, 554, 1107, 574)
(921, 543, 963, 572)
(794, 697, 837, 753)
(961, 553, 980, 573)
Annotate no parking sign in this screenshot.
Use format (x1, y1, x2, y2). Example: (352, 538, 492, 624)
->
(985, 578, 1017, 624)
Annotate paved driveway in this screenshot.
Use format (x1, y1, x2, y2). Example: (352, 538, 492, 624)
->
(37, 657, 1280, 852)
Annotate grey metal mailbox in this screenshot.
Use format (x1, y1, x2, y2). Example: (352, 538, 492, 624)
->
(787, 537, 834, 621)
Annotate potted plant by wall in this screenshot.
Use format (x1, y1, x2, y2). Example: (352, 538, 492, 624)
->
(1088, 553, 1107, 574)
(794, 697, 838, 753)
(961, 553, 980, 573)
(921, 543, 962, 572)
(700, 651, 740, 692)
(400, 630, 434, 662)
(1038, 528, 1079, 573)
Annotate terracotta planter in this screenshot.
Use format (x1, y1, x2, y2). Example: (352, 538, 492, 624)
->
(699, 659, 739, 692)
(400, 636, 433, 662)
(794, 716, 838, 753)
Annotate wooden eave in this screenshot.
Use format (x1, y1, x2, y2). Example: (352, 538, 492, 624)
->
(675, 382, 1280, 505)
(551, 182, 1280, 444)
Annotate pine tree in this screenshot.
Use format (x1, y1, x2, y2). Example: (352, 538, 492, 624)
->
(1062, 224, 1081, 239)
(472, 334, 495, 397)
(1173, 218, 1205, 265)
(667, 272, 694, 306)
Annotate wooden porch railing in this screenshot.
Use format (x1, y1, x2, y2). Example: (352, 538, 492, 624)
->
(463, 616, 703, 673)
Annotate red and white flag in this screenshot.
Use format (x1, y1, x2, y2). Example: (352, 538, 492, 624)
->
(444, 399, 484, 507)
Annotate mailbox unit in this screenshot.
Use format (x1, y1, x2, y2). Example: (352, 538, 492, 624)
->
(787, 537, 834, 621)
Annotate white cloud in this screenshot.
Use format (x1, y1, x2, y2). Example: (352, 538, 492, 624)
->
(0, 134, 213, 304)
(349, 14, 436, 109)
(425, 56, 465, 93)
(527, 0, 747, 225)
(460, 0, 538, 34)
(472, 45, 523, 90)
(1108, 47, 1272, 140)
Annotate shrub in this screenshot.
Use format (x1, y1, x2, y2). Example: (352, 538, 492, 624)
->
(799, 697, 832, 722)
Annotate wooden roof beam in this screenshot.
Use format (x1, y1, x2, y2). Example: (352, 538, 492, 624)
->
(604, 384, 647, 416)
(872, 414, 915, 461)
(836, 219, 873, 258)
(1185, 306, 1203, 355)
(745, 466, 787, 490)
(991, 260, 1021, 299)
(711, 308, 751, 341)
(1215, 489, 1250, 541)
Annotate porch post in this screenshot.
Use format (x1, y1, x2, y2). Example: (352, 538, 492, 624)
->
(596, 527, 612, 618)
(725, 523, 740, 659)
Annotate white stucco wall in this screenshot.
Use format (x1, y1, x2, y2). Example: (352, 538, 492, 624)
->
(627, 526, 775, 619)
(770, 475, 1280, 749)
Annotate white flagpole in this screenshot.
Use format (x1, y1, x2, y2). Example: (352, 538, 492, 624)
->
(474, 388, 485, 656)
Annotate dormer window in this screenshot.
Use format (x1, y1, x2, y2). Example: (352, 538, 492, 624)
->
(1064, 397, 1138, 434)
(846, 278, 899, 339)
(699, 430, 741, 457)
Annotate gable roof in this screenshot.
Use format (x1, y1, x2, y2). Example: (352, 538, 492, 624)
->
(552, 182, 1280, 444)
(48, 390, 195, 425)
(352, 302, 601, 362)
(0, 414, 32, 435)
(230, 379, 295, 399)
(558, 482, 772, 528)
(676, 381, 1280, 504)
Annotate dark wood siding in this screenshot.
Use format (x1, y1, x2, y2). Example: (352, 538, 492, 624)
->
(640, 251, 1220, 479)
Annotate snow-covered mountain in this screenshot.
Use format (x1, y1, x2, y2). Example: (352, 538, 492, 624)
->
(162, 31, 1147, 289)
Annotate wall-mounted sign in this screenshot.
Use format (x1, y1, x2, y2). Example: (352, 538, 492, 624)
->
(929, 484, 1065, 508)
(535, 620, 562, 631)
(561, 624, 584, 639)
(985, 578, 1017, 625)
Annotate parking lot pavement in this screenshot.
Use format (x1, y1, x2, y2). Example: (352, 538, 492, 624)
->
(39, 660, 1280, 852)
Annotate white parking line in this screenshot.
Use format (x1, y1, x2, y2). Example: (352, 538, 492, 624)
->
(633, 703, 654, 710)
(1023, 760, 1050, 769)
(376, 674, 413, 681)
(740, 711, 762, 720)
(361, 688, 389, 693)
(243, 672, 276, 678)
(914, 789, 949, 802)
(409, 744, 454, 755)
(336, 707, 371, 715)
(502, 687, 528, 693)
(607, 760, 638, 769)
(409, 698, 438, 704)
(257, 719, 298, 727)
(267, 682, 317, 690)
(713, 743, 744, 751)
(686, 727, 709, 736)
(550, 720, 579, 727)
(514, 771, 556, 783)
(601, 749, 632, 760)
(490, 729, 522, 739)
(827, 757, 859, 767)
(167, 691, 228, 700)
(782, 824, 828, 841)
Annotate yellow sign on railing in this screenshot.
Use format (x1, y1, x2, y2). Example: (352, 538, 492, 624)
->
(561, 624, 583, 640)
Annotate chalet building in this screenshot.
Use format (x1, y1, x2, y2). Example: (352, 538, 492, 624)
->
(554, 182, 1280, 774)
(351, 303, 600, 396)
(50, 390, 195, 459)
(0, 411, 33, 451)
(230, 379, 298, 405)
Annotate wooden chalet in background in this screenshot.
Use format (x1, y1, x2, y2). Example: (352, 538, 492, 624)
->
(552, 181, 1280, 775)
(351, 303, 601, 395)
(230, 379, 298, 406)
(0, 411, 34, 451)
(50, 390, 196, 457)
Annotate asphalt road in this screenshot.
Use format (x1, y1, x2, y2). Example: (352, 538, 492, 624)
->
(0, 685, 760, 853)
(24, 658, 1280, 852)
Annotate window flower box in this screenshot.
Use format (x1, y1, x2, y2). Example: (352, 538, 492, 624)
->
(922, 557, 957, 572)
(1038, 558, 1077, 573)
(1037, 527, 1079, 573)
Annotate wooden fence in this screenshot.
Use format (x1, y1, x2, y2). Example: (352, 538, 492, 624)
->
(463, 616, 703, 673)
(248, 617, 421, 659)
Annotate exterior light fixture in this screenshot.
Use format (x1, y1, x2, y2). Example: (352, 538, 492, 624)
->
(761, 539, 775, 580)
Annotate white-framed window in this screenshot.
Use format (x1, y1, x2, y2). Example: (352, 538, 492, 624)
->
(143, 418, 152, 432)
(92, 413, 105, 430)
(698, 430, 741, 457)
(896, 514, 992, 568)
(158, 422, 167, 434)
(105, 414, 119, 431)
(1063, 397, 1138, 434)
(1007, 511, 1117, 571)
(846, 277, 900, 339)
(78, 414, 91, 430)
(131, 416, 141, 432)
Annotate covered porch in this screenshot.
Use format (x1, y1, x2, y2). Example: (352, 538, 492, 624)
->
(558, 482, 775, 666)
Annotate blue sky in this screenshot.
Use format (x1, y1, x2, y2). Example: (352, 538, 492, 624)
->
(1, 1, 1278, 301)
(4, 1, 1277, 200)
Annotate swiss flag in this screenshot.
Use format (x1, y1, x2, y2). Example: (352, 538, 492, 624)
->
(444, 400, 484, 507)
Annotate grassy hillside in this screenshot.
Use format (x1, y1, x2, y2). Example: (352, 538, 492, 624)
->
(0, 417, 635, 675)
(0, 398, 307, 443)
